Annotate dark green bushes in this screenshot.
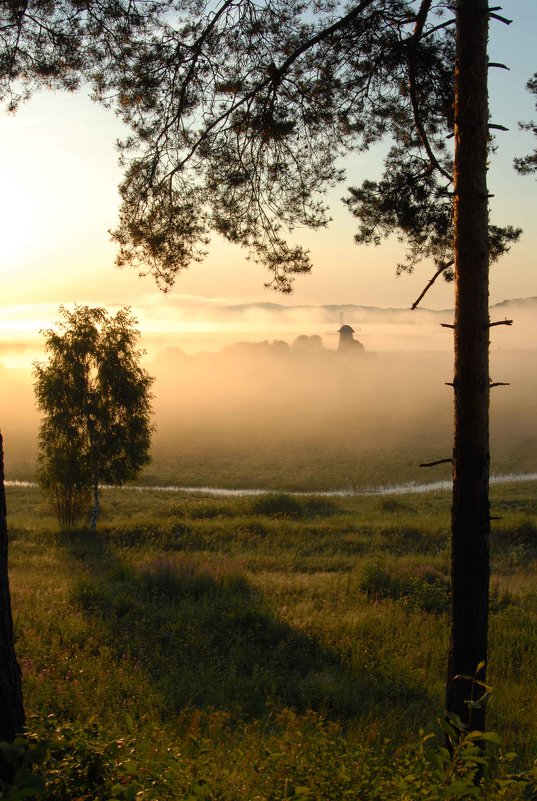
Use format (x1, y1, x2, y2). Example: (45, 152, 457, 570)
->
(249, 493, 337, 519)
(358, 558, 450, 613)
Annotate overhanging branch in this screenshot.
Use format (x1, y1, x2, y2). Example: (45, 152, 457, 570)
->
(407, 0, 452, 183)
(411, 259, 454, 309)
(169, 0, 379, 176)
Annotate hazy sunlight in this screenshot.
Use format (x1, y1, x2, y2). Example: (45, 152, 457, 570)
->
(0, 166, 37, 264)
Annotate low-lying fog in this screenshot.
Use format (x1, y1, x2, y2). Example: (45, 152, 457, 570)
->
(1, 298, 536, 491)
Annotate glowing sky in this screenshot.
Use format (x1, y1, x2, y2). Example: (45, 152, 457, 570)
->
(1, 0, 536, 356)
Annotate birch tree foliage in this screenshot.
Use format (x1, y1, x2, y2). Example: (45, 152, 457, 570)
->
(34, 306, 154, 528)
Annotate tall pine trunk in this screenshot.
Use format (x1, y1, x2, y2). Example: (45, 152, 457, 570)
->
(0, 433, 25, 778)
(446, 0, 490, 731)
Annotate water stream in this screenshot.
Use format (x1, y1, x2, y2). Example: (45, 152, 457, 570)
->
(6, 472, 537, 497)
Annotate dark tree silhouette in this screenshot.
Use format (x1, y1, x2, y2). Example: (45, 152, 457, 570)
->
(0, 1, 165, 110)
(0, 435, 24, 780)
(515, 73, 537, 175)
(34, 306, 154, 531)
(0, 0, 528, 741)
(445, 0, 491, 732)
(91, 0, 521, 731)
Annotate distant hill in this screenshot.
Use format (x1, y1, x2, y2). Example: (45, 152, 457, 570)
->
(142, 296, 537, 355)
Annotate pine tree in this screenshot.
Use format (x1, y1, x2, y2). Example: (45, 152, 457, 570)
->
(1, 0, 530, 738)
(93, 0, 520, 729)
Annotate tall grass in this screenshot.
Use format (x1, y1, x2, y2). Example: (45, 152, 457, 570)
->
(5, 482, 537, 798)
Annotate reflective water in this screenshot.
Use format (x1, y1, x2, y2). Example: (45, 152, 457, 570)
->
(7, 473, 536, 497)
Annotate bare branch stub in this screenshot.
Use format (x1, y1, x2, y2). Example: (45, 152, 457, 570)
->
(441, 322, 455, 329)
(488, 318, 513, 327)
(488, 12, 512, 25)
(490, 381, 510, 388)
(419, 458, 453, 467)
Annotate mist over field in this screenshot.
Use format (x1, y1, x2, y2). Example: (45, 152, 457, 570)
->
(145, 345, 537, 491)
(0, 296, 536, 491)
(132, 294, 537, 355)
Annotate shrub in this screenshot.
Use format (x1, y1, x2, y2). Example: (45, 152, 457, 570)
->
(301, 497, 338, 517)
(402, 576, 450, 614)
(2, 715, 535, 801)
(379, 498, 416, 514)
(358, 558, 403, 600)
(358, 559, 451, 613)
(491, 518, 537, 559)
(250, 493, 304, 519)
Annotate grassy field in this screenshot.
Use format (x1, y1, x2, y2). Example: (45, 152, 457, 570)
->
(3, 349, 537, 493)
(5, 481, 537, 798)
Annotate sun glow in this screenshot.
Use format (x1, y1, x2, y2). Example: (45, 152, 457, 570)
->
(0, 165, 37, 264)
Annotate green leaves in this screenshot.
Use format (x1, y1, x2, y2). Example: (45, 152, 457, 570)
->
(33, 306, 154, 530)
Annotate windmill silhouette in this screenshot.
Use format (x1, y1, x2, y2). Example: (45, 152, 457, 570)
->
(325, 312, 363, 351)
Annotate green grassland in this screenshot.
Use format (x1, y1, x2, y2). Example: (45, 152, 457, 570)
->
(6, 481, 537, 798)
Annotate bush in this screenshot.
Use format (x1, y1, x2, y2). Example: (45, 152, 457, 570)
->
(379, 498, 416, 514)
(491, 518, 537, 559)
(250, 493, 304, 519)
(358, 558, 404, 600)
(2, 714, 535, 801)
(402, 576, 450, 614)
(358, 559, 450, 613)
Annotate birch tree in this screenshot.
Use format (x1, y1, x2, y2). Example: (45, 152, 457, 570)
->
(0, 0, 528, 744)
(34, 306, 154, 531)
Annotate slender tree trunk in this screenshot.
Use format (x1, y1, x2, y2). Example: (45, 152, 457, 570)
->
(0, 433, 25, 779)
(90, 481, 100, 532)
(446, 0, 490, 731)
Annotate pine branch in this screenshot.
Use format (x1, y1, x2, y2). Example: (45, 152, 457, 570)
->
(407, 0, 452, 183)
(411, 259, 454, 309)
(168, 0, 379, 176)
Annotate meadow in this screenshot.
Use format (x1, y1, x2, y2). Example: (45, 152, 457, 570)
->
(3, 348, 537, 493)
(5, 479, 537, 799)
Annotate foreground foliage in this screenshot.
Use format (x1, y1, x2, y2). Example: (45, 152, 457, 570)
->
(4, 483, 537, 798)
(1, 712, 536, 801)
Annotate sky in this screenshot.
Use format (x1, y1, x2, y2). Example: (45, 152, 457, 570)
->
(0, 0, 536, 365)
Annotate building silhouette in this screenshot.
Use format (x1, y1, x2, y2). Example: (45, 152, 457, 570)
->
(338, 324, 364, 352)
